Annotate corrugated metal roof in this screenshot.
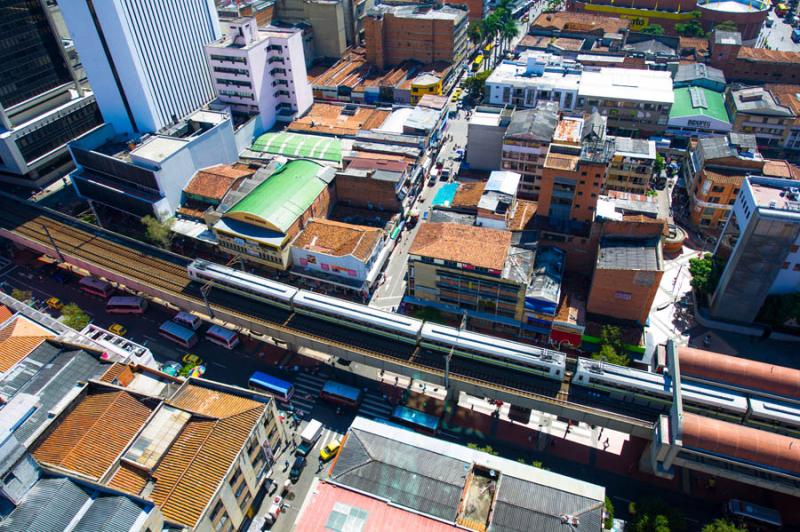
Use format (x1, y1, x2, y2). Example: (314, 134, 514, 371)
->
(0, 477, 91, 532)
(505, 105, 559, 141)
(332, 429, 468, 522)
(73, 492, 147, 532)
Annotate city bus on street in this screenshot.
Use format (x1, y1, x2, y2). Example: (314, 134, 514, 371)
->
(320, 380, 363, 408)
(158, 320, 198, 348)
(205, 325, 240, 349)
(248, 371, 295, 402)
(471, 54, 484, 72)
(391, 405, 440, 435)
(78, 277, 114, 298)
(105, 296, 148, 314)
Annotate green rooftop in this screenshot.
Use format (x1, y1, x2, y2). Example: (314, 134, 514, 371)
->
(226, 159, 328, 233)
(251, 132, 342, 162)
(669, 87, 730, 124)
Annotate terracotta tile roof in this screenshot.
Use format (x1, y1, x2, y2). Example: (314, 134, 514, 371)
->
(292, 219, 383, 261)
(679, 38, 709, 55)
(99, 363, 126, 383)
(533, 12, 629, 34)
(682, 413, 800, 475)
(765, 84, 800, 115)
(169, 383, 264, 419)
(679, 346, 800, 399)
(451, 181, 485, 209)
(0, 317, 54, 373)
(107, 462, 150, 495)
(508, 199, 538, 231)
(150, 408, 263, 527)
(762, 158, 800, 179)
(288, 103, 391, 137)
(32, 390, 154, 480)
(0, 305, 11, 324)
(184, 165, 253, 201)
(518, 35, 552, 49)
(410, 223, 512, 271)
(737, 46, 800, 64)
(701, 168, 746, 186)
(346, 157, 409, 173)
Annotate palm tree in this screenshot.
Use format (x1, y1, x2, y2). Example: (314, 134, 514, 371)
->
(482, 13, 502, 65)
(500, 18, 519, 54)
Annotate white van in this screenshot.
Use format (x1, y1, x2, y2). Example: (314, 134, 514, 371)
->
(297, 419, 323, 456)
(173, 311, 202, 331)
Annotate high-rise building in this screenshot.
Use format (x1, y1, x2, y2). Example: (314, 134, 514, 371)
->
(710, 175, 800, 323)
(59, 0, 221, 135)
(0, 0, 101, 187)
(205, 17, 312, 132)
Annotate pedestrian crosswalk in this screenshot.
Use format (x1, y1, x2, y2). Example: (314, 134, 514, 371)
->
(291, 372, 325, 414)
(358, 392, 393, 420)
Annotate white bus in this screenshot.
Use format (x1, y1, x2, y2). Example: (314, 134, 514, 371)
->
(105, 296, 148, 315)
(206, 325, 240, 350)
(158, 321, 198, 348)
(173, 311, 202, 331)
(78, 277, 114, 298)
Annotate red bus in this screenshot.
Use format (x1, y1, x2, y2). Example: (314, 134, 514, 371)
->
(78, 277, 114, 298)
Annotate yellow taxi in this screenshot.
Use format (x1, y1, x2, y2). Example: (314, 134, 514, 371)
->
(319, 439, 341, 461)
(46, 297, 64, 311)
(108, 323, 127, 336)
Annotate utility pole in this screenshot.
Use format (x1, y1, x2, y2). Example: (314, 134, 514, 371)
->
(200, 281, 214, 319)
(41, 223, 64, 263)
(445, 311, 468, 389)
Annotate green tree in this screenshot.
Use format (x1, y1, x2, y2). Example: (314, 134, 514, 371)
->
(500, 18, 519, 54)
(11, 288, 32, 303)
(604, 496, 615, 530)
(631, 498, 686, 532)
(714, 20, 739, 32)
(675, 19, 706, 37)
(654, 154, 666, 174)
(61, 303, 90, 331)
(467, 20, 483, 45)
(141, 215, 173, 248)
(701, 518, 747, 532)
(688, 253, 721, 298)
(757, 292, 800, 327)
(593, 343, 630, 367)
(463, 70, 492, 100)
(640, 24, 666, 36)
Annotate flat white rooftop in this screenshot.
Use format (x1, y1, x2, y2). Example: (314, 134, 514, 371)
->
(487, 62, 581, 91)
(579, 68, 674, 104)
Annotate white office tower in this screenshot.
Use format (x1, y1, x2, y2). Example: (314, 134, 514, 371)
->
(59, 0, 221, 134)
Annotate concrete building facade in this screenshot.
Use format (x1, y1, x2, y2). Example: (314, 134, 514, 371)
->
(59, 0, 220, 135)
(466, 106, 512, 172)
(205, 18, 313, 133)
(500, 103, 559, 199)
(711, 176, 800, 323)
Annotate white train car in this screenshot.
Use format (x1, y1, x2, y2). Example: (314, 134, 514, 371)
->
(748, 397, 800, 435)
(292, 290, 423, 344)
(420, 323, 565, 380)
(187, 260, 298, 309)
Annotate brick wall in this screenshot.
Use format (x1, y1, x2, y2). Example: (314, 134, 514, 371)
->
(587, 266, 663, 323)
(335, 173, 401, 210)
(365, 13, 456, 68)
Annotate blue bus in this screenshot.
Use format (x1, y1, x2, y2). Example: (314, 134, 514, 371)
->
(391, 405, 440, 435)
(158, 320, 198, 348)
(320, 380, 363, 408)
(248, 371, 295, 402)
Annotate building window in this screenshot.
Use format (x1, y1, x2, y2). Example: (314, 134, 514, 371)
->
(230, 467, 242, 489)
(711, 185, 724, 193)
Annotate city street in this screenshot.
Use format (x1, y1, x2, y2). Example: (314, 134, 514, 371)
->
(757, 9, 800, 51)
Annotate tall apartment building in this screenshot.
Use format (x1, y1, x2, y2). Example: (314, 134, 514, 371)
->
(711, 176, 800, 323)
(685, 133, 764, 229)
(605, 138, 657, 194)
(466, 106, 512, 171)
(500, 102, 559, 199)
(275, 0, 373, 60)
(0, 0, 101, 187)
(364, 5, 467, 70)
(205, 17, 312, 132)
(60, 0, 221, 135)
(538, 113, 614, 226)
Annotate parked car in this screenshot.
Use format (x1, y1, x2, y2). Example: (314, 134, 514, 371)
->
(290, 455, 306, 481)
(320, 440, 341, 461)
(160, 361, 183, 377)
(108, 323, 127, 336)
(46, 297, 64, 311)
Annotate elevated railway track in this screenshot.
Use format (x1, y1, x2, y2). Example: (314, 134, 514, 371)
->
(0, 197, 656, 437)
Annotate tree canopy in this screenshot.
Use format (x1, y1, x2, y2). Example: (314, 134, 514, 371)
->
(592, 325, 630, 366)
(675, 20, 706, 37)
(141, 215, 173, 248)
(688, 253, 722, 298)
(640, 24, 666, 36)
(701, 519, 747, 532)
(61, 303, 90, 331)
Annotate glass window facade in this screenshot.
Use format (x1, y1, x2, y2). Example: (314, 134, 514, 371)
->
(0, 0, 73, 109)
